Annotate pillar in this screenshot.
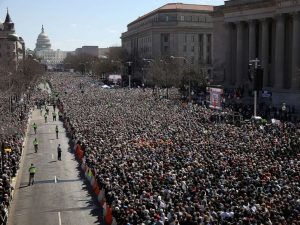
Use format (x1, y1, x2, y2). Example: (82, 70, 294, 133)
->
(236, 22, 244, 86)
(203, 33, 207, 64)
(274, 14, 285, 89)
(248, 20, 256, 60)
(291, 12, 300, 89)
(261, 18, 269, 87)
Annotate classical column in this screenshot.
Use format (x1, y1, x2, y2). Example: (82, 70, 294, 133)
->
(291, 12, 300, 89)
(274, 14, 285, 89)
(248, 20, 256, 60)
(261, 18, 269, 87)
(236, 22, 244, 86)
(203, 33, 207, 64)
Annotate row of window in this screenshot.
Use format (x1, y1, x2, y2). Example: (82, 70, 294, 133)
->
(0, 44, 15, 50)
(0, 52, 16, 58)
(129, 13, 210, 31)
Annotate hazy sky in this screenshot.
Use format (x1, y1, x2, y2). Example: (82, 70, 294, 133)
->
(0, 0, 225, 51)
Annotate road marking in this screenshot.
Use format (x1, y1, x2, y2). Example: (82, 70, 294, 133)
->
(58, 212, 62, 225)
(52, 154, 54, 160)
(54, 176, 57, 183)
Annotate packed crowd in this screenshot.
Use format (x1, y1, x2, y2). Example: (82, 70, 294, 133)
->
(0, 86, 48, 225)
(50, 73, 300, 225)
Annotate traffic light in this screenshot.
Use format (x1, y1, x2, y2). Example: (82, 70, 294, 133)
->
(254, 67, 263, 91)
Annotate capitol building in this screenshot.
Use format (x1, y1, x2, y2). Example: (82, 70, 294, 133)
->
(34, 25, 68, 70)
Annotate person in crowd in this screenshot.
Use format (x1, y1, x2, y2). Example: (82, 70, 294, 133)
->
(28, 163, 36, 186)
(32, 123, 37, 135)
(55, 125, 59, 139)
(57, 144, 62, 161)
(48, 73, 300, 225)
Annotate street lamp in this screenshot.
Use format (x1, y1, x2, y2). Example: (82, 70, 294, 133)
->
(125, 61, 133, 88)
(170, 55, 192, 101)
(142, 58, 155, 86)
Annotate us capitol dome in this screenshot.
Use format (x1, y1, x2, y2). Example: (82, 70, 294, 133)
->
(35, 25, 51, 51)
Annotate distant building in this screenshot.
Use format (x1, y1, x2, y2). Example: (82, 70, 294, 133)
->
(75, 46, 99, 57)
(121, 3, 214, 75)
(34, 25, 68, 69)
(0, 10, 25, 71)
(212, 0, 300, 110)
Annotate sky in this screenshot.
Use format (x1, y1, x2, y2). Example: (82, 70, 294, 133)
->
(0, 0, 225, 51)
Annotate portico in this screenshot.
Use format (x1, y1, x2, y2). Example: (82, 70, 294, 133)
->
(213, 0, 300, 110)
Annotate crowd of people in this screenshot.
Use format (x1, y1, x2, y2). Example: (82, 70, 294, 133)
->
(50, 73, 300, 225)
(0, 86, 48, 225)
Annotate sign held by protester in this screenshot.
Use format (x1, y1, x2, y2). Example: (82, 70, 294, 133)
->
(209, 88, 223, 110)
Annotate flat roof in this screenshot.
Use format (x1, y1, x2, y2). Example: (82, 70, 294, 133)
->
(128, 3, 214, 26)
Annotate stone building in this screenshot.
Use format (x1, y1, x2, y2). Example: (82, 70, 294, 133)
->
(35, 25, 68, 69)
(0, 10, 25, 71)
(213, 0, 300, 109)
(121, 3, 214, 75)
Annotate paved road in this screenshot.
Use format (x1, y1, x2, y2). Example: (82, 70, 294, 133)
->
(8, 106, 101, 225)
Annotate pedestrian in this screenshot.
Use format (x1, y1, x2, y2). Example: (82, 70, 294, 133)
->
(44, 113, 47, 123)
(32, 123, 37, 134)
(52, 111, 57, 121)
(55, 125, 59, 139)
(53, 104, 56, 112)
(28, 163, 36, 186)
(57, 144, 62, 160)
(40, 107, 43, 116)
(46, 107, 49, 115)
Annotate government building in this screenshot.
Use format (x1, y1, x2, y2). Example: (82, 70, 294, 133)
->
(35, 25, 68, 70)
(0, 10, 25, 72)
(213, 0, 300, 110)
(121, 3, 214, 76)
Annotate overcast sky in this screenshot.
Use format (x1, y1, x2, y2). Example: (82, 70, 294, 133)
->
(0, 0, 225, 51)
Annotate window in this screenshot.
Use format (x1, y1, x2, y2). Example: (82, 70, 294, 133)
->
(191, 56, 195, 64)
(183, 45, 187, 52)
(164, 36, 169, 42)
(164, 46, 169, 52)
(184, 35, 187, 43)
(0, 44, 1, 48)
(0, 53, 1, 57)
(191, 46, 195, 52)
(166, 16, 169, 22)
(192, 35, 195, 42)
(181, 16, 185, 21)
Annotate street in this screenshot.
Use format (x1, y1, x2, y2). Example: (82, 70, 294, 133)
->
(7, 106, 101, 225)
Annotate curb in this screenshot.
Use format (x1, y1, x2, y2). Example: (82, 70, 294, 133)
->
(10, 108, 32, 199)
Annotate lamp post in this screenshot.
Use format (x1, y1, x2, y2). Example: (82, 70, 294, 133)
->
(142, 58, 154, 86)
(125, 61, 133, 88)
(170, 56, 192, 101)
(249, 58, 260, 118)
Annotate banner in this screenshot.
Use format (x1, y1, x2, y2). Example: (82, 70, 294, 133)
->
(209, 88, 223, 110)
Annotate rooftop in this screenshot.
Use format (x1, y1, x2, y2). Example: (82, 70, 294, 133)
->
(129, 3, 214, 26)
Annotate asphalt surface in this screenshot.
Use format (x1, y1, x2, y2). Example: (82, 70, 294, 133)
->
(7, 105, 101, 225)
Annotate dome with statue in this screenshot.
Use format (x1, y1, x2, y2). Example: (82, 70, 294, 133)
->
(35, 25, 51, 51)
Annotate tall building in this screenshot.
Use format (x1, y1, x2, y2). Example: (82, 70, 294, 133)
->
(121, 3, 214, 74)
(34, 25, 68, 69)
(0, 10, 25, 71)
(213, 0, 300, 109)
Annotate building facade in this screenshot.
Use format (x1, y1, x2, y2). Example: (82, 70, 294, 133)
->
(121, 3, 214, 75)
(0, 10, 25, 72)
(213, 0, 300, 109)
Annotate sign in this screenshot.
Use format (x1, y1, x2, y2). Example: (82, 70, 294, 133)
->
(4, 148, 12, 153)
(209, 88, 223, 110)
(261, 90, 272, 98)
